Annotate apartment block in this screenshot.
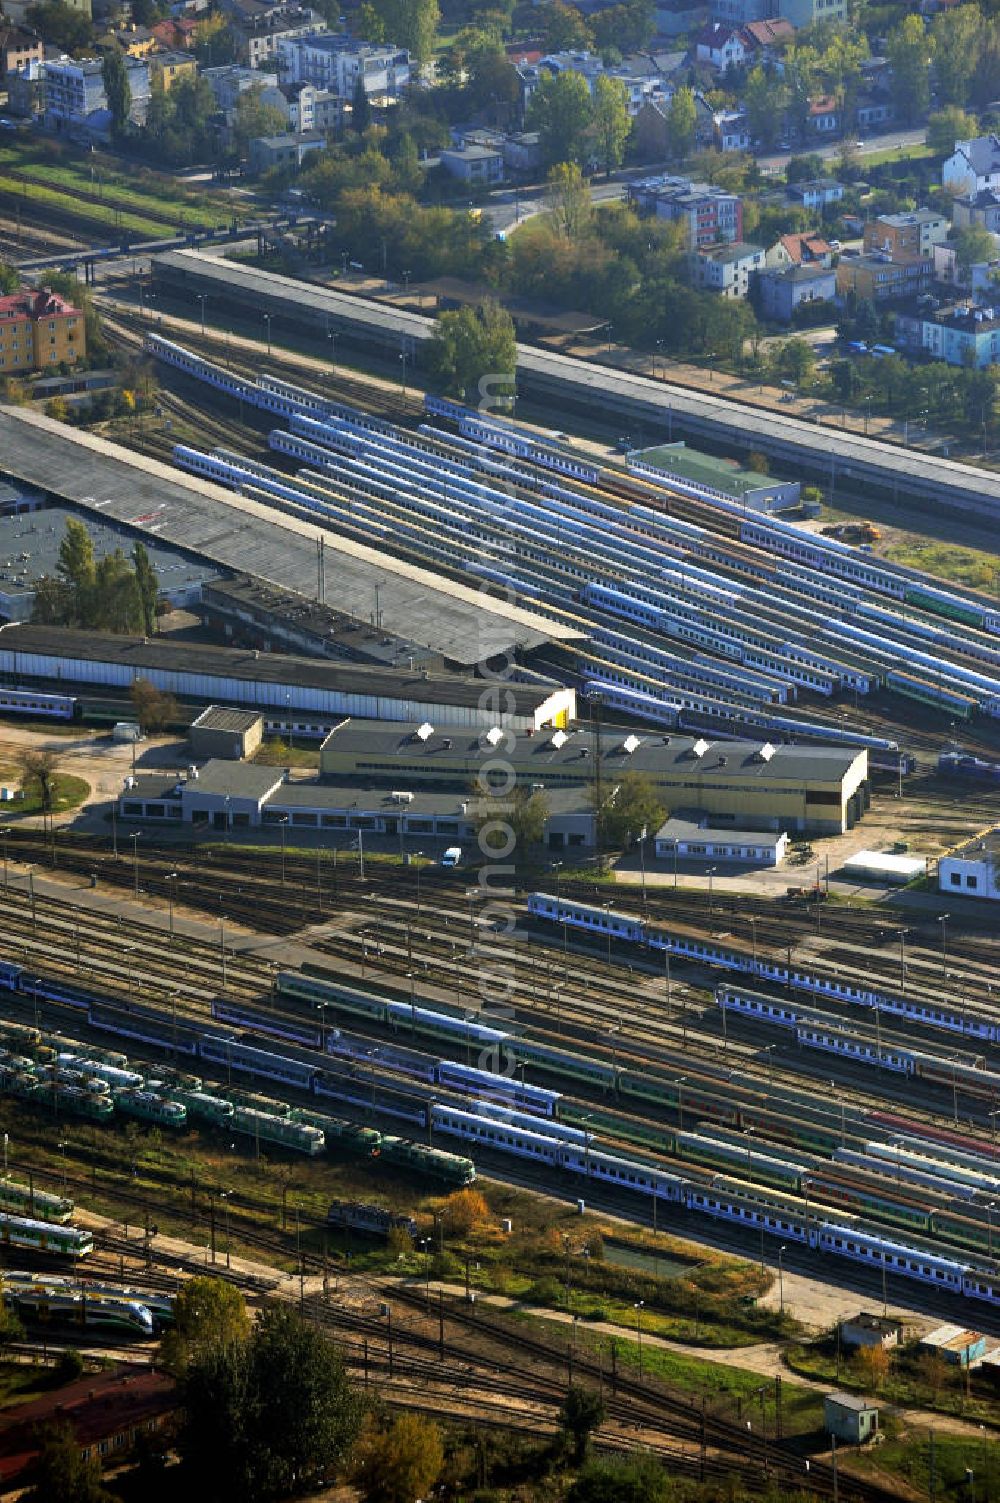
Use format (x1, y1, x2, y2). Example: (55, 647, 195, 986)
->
(0, 288, 85, 374)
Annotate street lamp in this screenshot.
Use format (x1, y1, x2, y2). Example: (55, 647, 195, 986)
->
(130, 832, 141, 899)
(263, 312, 272, 355)
(778, 1244, 787, 1315)
(167, 870, 178, 937)
(938, 913, 949, 979)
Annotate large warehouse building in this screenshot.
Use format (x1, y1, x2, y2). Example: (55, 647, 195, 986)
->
(0, 406, 582, 669)
(0, 626, 576, 732)
(318, 720, 870, 834)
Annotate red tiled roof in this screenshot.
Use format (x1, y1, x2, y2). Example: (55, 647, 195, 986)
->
(808, 94, 838, 116)
(741, 18, 794, 46)
(780, 230, 832, 263)
(0, 1366, 178, 1485)
(0, 287, 80, 319)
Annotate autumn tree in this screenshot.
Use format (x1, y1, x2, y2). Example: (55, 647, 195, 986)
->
(352, 1413, 445, 1503)
(546, 161, 593, 240)
(129, 677, 179, 734)
(916, 1348, 950, 1404)
(17, 748, 59, 813)
(539, 0, 591, 51)
(159, 1276, 251, 1376)
(592, 75, 630, 177)
(441, 1186, 489, 1235)
(853, 1342, 891, 1393)
(560, 1385, 606, 1461)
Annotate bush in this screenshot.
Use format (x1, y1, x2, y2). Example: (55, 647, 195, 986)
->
(55, 1347, 85, 1383)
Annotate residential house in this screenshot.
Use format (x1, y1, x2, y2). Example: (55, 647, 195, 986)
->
(692, 239, 765, 296)
(247, 128, 324, 173)
(99, 24, 157, 56)
(863, 209, 949, 260)
(943, 135, 1000, 197)
(150, 16, 200, 49)
(896, 303, 1000, 368)
(630, 174, 744, 247)
(931, 241, 1000, 290)
(807, 95, 840, 137)
(836, 251, 932, 301)
(740, 18, 794, 60)
(714, 108, 750, 152)
(694, 22, 746, 69)
(0, 1367, 178, 1492)
(202, 62, 279, 112)
(6, 56, 45, 117)
(440, 144, 504, 184)
(281, 79, 318, 130)
(0, 286, 85, 373)
(225, 3, 325, 68)
(41, 54, 152, 133)
(502, 131, 540, 173)
(755, 262, 836, 321)
(855, 92, 892, 131)
(276, 34, 410, 103)
(952, 189, 1000, 235)
(766, 229, 833, 267)
(148, 49, 197, 91)
(786, 176, 843, 210)
(0, 25, 43, 81)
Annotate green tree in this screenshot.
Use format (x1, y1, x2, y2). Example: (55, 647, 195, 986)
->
(352, 1413, 445, 1503)
(539, 0, 591, 51)
(367, 0, 439, 63)
(102, 49, 132, 134)
(94, 549, 145, 633)
(426, 299, 516, 400)
(744, 66, 788, 149)
(560, 1386, 606, 1462)
(160, 1277, 250, 1376)
(783, 44, 819, 141)
(665, 85, 697, 160)
(953, 223, 999, 273)
(22, 1419, 112, 1503)
(133, 541, 159, 636)
(351, 75, 372, 132)
(932, 4, 982, 107)
(24, 1, 92, 53)
(0, 263, 19, 295)
(233, 83, 289, 159)
(194, 12, 237, 66)
(567, 1454, 670, 1503)
(928, 105, 980, 158)
(356, 1, 387, 42)
(887, 14, 932, 125)
(546, 160, 592, 238)
(475, 786, 548, 864)
(178, 1305, 363, 1502)
(30, 575, 73, 625)
(592, 74, 630, 176)
(596, 771, 665, 848)
(17, 748, 59, 813)
(57, 516, 96, 624)
(528, 69, 594, 168)
(129, 677, 179, 734)
(592, 0, 653, 54)
(772, 335, 816, 384)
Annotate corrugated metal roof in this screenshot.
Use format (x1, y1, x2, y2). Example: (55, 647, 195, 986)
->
(0, 407, 580, 667)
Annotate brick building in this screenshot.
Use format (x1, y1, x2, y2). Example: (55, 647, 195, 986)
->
(0, 287, 86, 374)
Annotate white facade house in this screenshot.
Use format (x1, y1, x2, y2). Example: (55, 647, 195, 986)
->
(654, 817, 788, 867)
(939, 828, 1000, 900)
(276, 34, 410, 102)
(440, 144, 504, 184)
(692, 240, 765, 298)
(943, 136, 1000, 197)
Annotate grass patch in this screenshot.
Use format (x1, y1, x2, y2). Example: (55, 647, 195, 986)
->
(859, 142, 935, 168)
(787, 1338, 1000, 1430)
(6, 773, 91, 819)
(0, 143, 231, 229)
(0, 1359, 64, 1409)
(853, 1429, 1000, 1498)
(883, 537, 1000, 591)
(0, 173, 174, 240)
(253, 737, 320, 770)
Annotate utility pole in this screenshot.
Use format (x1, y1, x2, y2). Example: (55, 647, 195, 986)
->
(591, 692, 603, 874)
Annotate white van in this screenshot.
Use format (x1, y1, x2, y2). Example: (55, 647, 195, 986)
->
(440, 847, 463, 868)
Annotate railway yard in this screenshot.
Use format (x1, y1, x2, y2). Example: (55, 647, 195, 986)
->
(7, 250, 1000, 1495)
